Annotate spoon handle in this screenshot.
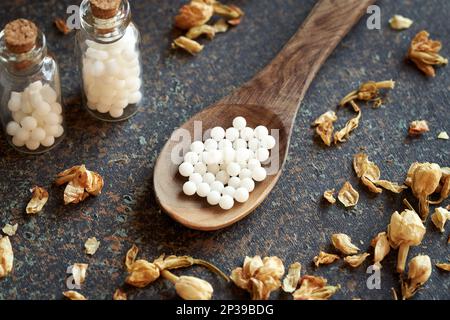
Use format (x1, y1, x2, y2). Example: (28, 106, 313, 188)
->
(221, 0, 376, 130)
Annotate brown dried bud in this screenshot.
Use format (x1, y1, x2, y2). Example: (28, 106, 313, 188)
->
(323, 189, 336, 204)
(313, 251, 340, 267)
(431, 207, 450, 232)
(113, 288, 127, 300)
(331, 233, 360, 255)
(401, 255, 431, 299)
(172, 36, 204, 55)
(389, 15, 413, 30)
(63, 291, 87, 300)
(162, 270, 213, 300)
(337, 182, 359, 207)
(0, 236, 14, 278)
(344, 253, 370, 268)
(293, 275, 339, 300)
(371, 232, 390, 269)
(26, 186, 49, 214)
(125, 260, 160, 288)
(312, 111, 337, 146)
(175, 2, 214, 30)
(186, 24, 216, 40)
(282, 262, 301, 293)
(408, 120, 429, 136)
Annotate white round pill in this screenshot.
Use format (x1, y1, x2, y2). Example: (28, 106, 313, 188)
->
(254, 125, 269, 139)
(194, 162, 207, 175)
(248, 158, 261, 170)
(190, 141, 205, 154)
(252, 167, 267, 182)
(219, 195, 234, 210)
(223, 147, 236, 164)
(41, 136, 55, 147)
(233, 138, 247, 149)
(215, 170, 230, 184)
(184, 151, 199, 165)
(204, 139, 218, 151)
(228, 177, 241, 189)
(234, 188, 249, 203)
(54, 125, 64, 138)
(222, 186, 236, 197)
(50, 102, 63, 114)
(6, 121, 20, 136)
(207, 164, 220, 175)
(218, 139, 232, 150)
(179, 162, 194, 177)
(207, 191, 221, 205)
(235, 148, 250, 162)
(240, 127, 254, 141)
(110, 108, 125, 119)
(128, 91, 142, 104)
(189, 172, 203, 185)
(261, 135, 276, 149)
(240, 178, 255, 192)
(91, 60, 106, 77)
(25, 140, 40, 151)
(225, 127, 239, 141)
(44, 112, 60, 125)
(239, 168, 252, 179)
(41, 85, 57, 103)
(20, 116, 37, 131)
(226, 162, 241, 177)
(183, 181, 197, 196)
(248, 138, 260, 150)
(12, 110, 26, 123)
(35, 101, 51, 116)
(206, 150, 222, 165)
(30, 127, 46, 141)
(210, 127, 225, 141)
(12, 136, 25, 147)
(202, 172, 215, 185)
(232, 116, 246, 130)
(256, 148, 270, 162)
(210, 181, 224, 193)
(8, 92, 21, 112)
(197, 182, 210, 197)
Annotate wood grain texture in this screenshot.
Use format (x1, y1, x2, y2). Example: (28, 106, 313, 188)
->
(155, 0, 376, 230)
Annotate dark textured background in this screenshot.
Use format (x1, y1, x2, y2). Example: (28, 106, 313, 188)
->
(0, 0, 448, 300)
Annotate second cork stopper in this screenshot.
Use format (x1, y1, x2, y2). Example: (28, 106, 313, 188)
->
(4, 19, 38, 54)
(90, 0, 121, 19)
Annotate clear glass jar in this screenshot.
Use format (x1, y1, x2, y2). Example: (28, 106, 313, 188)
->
(76, 0, 143, 122)
(0, 24, 65, 154)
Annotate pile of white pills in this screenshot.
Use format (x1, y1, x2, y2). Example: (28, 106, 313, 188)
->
(82, 27, 142, 119)
(179, 116, 276, 210)
(5, 81, 64, 151)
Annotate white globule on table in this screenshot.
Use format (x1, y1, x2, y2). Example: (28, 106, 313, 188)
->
(82, 27, 142, 118)
(179, 116, 276, 210)
(6, 81, 64, 151)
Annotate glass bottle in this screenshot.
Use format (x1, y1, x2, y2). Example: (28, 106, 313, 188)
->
(76, 0, 143, 122)
(0, 19, 65, 154)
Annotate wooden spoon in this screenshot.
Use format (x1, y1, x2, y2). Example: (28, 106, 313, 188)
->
(154, 0, 376, 231)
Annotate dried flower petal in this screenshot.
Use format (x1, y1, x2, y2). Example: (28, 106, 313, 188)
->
(54, 18, 71, 35)
(407, 31, 448, 77)
(186, 24, 216, 40)
(113, 288, 127, 300)
(409, 120, 429, 136)
(388, 209, 426, 273)
(334, 111, 361, 143)
(63, 291, 87, 300)
(26, 186, 49, 214)
(337, 181, 359, 207)
(293, 275, 339, 300)
(429, 167, 450, 205)
(282, 262, 301, 293)
(125, 260, 160, 288)
(344, 253, 370, 268)
(125, 244, 139, 272)
(0, 236, 13, 278)
(353, 153, 382, 193)
(340, 80, 395, 108)
(84, 237, 100, 255)
(389, 15, 413, 30)
(371, 232, 390, 269)
(72, 263, 88, 286)
(175, 2, 214, 30)
(401, 255, 431, 299)
(313, 251, 340, 267)
(213, 3, 243, 19)
(431, 207, 450, 232)
(323, 189, 336, 204)
(436, 263, 450, 271)
(2, 223, 18, 236)
(313, 111, 337, 146)
(373, 180, 408, 193)
(172, 36, 204, 55)
(331, 233, 360, 255)
(437, 131, 449, 140)
(213, 18, 229, 33)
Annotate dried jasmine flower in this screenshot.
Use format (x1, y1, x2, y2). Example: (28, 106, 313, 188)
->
(26, 186, 49, 214)
(125, 244, 139, 271)
(0, 236, 13, 278)
(337, 181, 359, 207)
(389, 15, 413, 30)
(2, 223, 18, 236)
(331, 233, 360, 255)
(175, 1, 214, 30)
(162, 270, 214, 300)
(55, 165, 104, 205)
(344, 253, 370, 268)
(436, 262, 450, 271)
(333, 110, 361, 143)
(431, 207, 450, 232)
(172, 36, 204, 55)
(373, 180, 408, 193)
(401, 255, 431, 299)
(213, 18, 229, 33)
(408, 120, 430, 136)
(230, 255, 285, 300)
(387, 209, 426, 273)
(84, 237, 100, 255)
(371, 232, 390, 269)
(63, 291, 87, 300)
(406, 162, 442, 220)
(313, 111, 337, 146)
(54, 18, 71, 35)
(340, 80, 395, 109)
(313, 251, 340, 267)
(407, 30, 448, 77)
(292, 275, 340, 300)
(125, 260, 161, 288)
(323, 189, 336, 204)
(213, 3, 243, 20)
(437, 131, 449, 140)
(72, 263, 88, 286)
(113, 288, 127, 300)
(429, 167, 450, 205)
(282, 262, 301, 293)
(186, 24, 216, 40)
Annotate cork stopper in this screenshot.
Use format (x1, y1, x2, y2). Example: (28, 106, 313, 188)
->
(4, 19, 38, 54)
(90, 0, 121, 19)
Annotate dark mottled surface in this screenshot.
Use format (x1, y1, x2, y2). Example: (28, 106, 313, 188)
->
(0, 0, 449, 300)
